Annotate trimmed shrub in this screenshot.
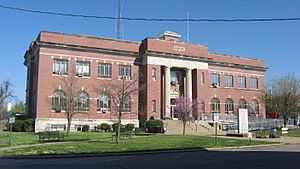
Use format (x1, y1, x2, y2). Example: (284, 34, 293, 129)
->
(23, 119, 35, 132)
(99, 123, 111, 132)
(146, 119, 164, 133)
(11, 120, 24, 132)
(82, 125, 90, 132)
(125, 123, 135, 131)
(6, 119, 35, 132)
(112, 123, 125, 132)
(139, 119, 147, 128)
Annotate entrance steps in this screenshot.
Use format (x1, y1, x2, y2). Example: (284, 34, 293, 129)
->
(163, 120, 227, 136)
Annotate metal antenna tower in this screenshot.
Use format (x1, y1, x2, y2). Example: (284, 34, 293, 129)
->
(116, 0, 123, 39)
(186, 12, 190, 43)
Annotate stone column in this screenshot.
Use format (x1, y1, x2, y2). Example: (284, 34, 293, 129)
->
(186, 68, 192, 99)
(186, 68, 193, 117)
(165, 66, 171, 118)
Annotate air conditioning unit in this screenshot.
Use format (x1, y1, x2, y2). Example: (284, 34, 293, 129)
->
(101, 108, 107, 113)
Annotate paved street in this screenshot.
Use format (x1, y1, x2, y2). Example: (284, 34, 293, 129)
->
(1, 144, 300, 169)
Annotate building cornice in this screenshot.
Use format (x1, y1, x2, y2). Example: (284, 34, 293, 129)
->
(36, 41, 139, 58)
(144, 51, 267, 72)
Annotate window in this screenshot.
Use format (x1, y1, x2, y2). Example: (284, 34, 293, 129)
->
(225, 75, 233, 87)
(250, 77, 258, 89)
(121, 97, 131, 112)
(250, 100, 259, 115)
(75, 91, 89, 112)
(50, 124, 65, 131)
(210, 73, 220, 87)
(225, 98, 234, 115)
(119, 65, 131, 79)
(53, 59, 68, 75)
(98, 63, 111, 78)
(200, 72, 205, 84)
(76, 61, 90, 77)
(97, 92, 111, 112)
(51, 90, 66, 112)
(201, 101, 205, 113)
(152, 100, 156, 112)
(151, 67, 156, 80)
(170, 71, 179, 85)
(238, 99, 247, 109)
(210, 98, 220, 113)
(237, 76, 246, 88)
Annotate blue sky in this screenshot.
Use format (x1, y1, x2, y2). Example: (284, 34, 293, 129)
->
(0, 0, 299, 102)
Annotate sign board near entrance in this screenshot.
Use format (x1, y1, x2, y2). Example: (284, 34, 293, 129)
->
(8, 117, 15, 124)
(238, 109, 248, 134)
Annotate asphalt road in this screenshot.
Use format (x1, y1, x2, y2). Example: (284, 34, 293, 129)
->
(1, 145, 300, 169)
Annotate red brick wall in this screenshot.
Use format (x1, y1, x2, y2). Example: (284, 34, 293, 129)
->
(35, 47, 139, 120)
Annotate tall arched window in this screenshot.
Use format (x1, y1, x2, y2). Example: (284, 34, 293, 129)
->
(238, 99, 247, 109)
(225, 98, 234, 115)
(76, 91, 89, 112)
(97, 92, 111, 112)
(122, 96, 131, 112)
(210, 98, 220, 113)
(51, 90, 66, 112)
(250, 100, 259, 115)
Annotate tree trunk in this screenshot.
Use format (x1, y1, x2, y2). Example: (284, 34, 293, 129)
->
(116, 114, 121, 144)
(66, 118, 71, 136)
(183, 121, 186, 135)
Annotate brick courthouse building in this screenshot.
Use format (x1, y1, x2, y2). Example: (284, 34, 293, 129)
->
(24, 31, 266, 131)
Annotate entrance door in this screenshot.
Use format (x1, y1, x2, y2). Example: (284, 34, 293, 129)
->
(170, 104, 178, 120)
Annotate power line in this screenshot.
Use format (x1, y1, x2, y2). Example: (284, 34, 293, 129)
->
(0, 4, 300, 23)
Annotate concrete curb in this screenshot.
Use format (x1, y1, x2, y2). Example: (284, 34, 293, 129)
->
(207, 143, 284, 151)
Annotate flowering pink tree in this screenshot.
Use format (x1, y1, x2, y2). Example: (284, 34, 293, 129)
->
(174, 96, 200, 135)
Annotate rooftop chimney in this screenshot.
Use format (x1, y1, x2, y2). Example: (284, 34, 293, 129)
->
(158, 31, 181, 42)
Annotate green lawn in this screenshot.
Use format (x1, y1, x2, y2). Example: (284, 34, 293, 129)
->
(0, 132, 275, 157)
(284, 129, 300, 137)
(0, 132, 111, 147)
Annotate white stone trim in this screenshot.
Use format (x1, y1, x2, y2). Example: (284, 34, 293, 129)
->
(145, 56, 208, 69)
(35, 118, 139, 132)
(40, 52, 133, 64)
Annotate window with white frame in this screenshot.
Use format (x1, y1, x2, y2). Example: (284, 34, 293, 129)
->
(50, 124, 65, 131)
(119, 65, 131, 79)
(237, 76, 246, 88)
(200, 72, 205, 84)
(210, 98, 220, 113)
(225, 75, 233, 87)
(75, 91, 89, 112)
(250, 100, 259, 115)
(170, 71, 180, 85)
(250, 77, 258, 89)
(238, 99, 247, 109)
(225, 98, 234, 114)
(76, 61, 90, 77)
(151, 67, 156, 80)
(97, 92, 111, 112)
(51, 90, 66, 112)
(152, 100, 156, 113)
(53, 59, 68, 75)
(121, 96, 131, 112)
(210, 73, 220, 86)
(98, 63, 112, 78)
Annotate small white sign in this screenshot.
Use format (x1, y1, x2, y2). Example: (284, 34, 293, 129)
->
(7, 103, 12, 112)
(173, 46, 185, 52)
(238, 109, 249, 134)
(9, 117, 15, 124)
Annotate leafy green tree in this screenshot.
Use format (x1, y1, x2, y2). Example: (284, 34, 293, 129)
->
(261, 74, 300, 126)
